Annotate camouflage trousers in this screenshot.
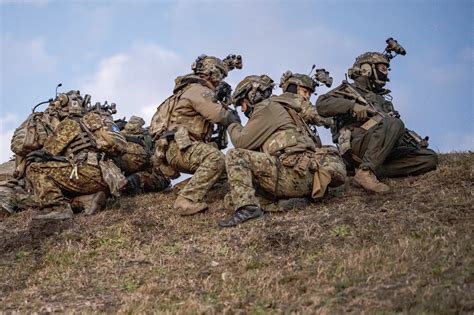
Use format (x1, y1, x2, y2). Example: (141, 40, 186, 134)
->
(225, 148, 313, 210)
(225, 147, 347, 211)
(0, 179, 37, 213)
(128, 170, 171, 193)
(27, 161, 108, 208)
(166, 141, 225, 202)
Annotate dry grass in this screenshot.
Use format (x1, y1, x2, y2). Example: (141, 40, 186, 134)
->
(1, 153, 473, 314)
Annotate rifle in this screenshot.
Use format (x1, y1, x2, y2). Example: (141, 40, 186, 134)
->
(333, 81, 429, 148)
(87, 101, 117, 117)
(211, 81, 237, 149)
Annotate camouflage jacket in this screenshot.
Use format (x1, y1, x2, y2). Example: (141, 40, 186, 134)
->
(167, 74, 229, 142)
(316, 76, 397, 139)
(228, 95, 316, 156)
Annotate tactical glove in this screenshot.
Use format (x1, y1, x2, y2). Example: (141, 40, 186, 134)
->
(352, 104, 369, 121)
(222, 109, 241, 127)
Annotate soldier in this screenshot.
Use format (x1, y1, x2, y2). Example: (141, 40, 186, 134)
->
(279, 70, 334, 147)
(25, 90, 128, 220)
(150, 54, 241, 216)
(316, 38, 438, 193)
(219, 75, 346, 227)
(117, 116, 170, 194)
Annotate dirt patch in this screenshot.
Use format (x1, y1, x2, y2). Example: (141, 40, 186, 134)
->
(0, 153, 473, 313)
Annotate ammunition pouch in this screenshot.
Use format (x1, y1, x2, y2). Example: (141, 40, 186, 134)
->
(174, 126, 193, 150)
(98, 159, 126, 198)
(151, 131, 180, 180)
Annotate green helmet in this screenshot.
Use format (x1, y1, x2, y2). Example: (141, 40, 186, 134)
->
(348, 52, 390, 79)
(279, 71, 316, 93)
(191, 55, 228, 83)
(232, 75, 275, 106)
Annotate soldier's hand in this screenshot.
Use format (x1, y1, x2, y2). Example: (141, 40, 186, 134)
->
(352, 104, 369, 121)
(222, 109, 241, 127)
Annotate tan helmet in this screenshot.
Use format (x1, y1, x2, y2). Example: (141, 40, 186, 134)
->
(279, 71, 316, 93)
(348, 52, 390, 79)
(232, 75, 275, 106)
(191, 55, 228, 82)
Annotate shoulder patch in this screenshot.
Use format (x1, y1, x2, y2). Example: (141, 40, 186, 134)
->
(201, 90, 214, 99)
(111, 124, 121, 133)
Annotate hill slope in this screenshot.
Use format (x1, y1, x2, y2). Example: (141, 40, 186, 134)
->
(0, 153, 473, 313)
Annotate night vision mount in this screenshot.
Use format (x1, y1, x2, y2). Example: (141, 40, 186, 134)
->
(383, 37, 407, 60)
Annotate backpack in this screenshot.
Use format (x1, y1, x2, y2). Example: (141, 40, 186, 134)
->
(10, 112, 54, 156)
(149, 76, 199, 138)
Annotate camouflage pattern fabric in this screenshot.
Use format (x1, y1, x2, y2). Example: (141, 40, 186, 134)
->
(133, 170, 170, 193)
(0, 179, 37, 213)
(166, 141, 225, 202)
(225, 148, 313, 210)
(316, 76, 438, 177)
(27, 161, 107, 208)
(315, 145, 347, 187)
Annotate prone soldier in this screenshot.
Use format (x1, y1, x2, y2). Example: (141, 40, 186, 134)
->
(116, 116, 171, 194)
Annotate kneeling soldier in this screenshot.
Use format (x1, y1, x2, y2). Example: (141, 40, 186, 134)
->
(219, 75, 346, 227)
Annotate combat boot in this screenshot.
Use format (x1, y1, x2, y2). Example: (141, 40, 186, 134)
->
(218, 205, 264, 228)
(353, 169, 390, 194)
(33, 204, 74, 221)
(84, 191, 107, 215)
(173, 195, 208, 216)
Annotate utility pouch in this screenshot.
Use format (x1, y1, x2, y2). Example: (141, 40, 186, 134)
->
(360, 118, 378, 131)
(86, 152, 99, 166)
(99, 159, 126, 198)
(337, 128, 352, 156)
(294, 154, 310, 176)
(174, 126, 192, 150)
(311, 167, 331, 199)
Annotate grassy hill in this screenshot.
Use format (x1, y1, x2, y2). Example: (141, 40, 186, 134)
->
(0, 153, 472, 313)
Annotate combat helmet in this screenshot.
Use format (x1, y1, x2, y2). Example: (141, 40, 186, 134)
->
(348, 52, 390, 79)
(192, 55, 227, 84)
(53, 90, 85, 117)
(232, 75, 275, 106)
(279, 71, 317, 93)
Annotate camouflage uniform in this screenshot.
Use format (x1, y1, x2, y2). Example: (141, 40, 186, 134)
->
(226, 93, 345, 211)
(152, 75, 233, 203)
(26, 111, 127, 213)
(117, 117, 170, 194)
(316, 75, 438, 178)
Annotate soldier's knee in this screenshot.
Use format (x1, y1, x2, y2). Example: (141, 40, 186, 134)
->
(383, 117, 405, 132)
(424, 150, 438, 171)
(206, 148, 225, 171)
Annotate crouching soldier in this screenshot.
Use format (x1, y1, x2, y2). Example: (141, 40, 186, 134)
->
(150, 54, 242, 216)
(219, 75, 346, 227)
(26, 90, 128, 220)
(316, 38, 438, 193)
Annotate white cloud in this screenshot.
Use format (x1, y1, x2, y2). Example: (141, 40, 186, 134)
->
(0, 113, 19, 163)
(79, 41, 185, 124)
(0, 35, 57, 80)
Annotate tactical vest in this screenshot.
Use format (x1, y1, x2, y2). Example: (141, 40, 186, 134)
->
(150, 75, 215, 142)
(62, 112, 127, 158)
(260, 99, 316, 156)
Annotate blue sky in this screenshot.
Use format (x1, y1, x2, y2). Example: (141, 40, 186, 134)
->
(1, 0, 473, 162)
